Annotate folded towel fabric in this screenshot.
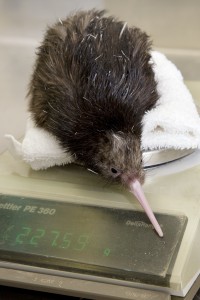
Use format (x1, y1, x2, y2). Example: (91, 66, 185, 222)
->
(5, 51, 200, 170)
(142, 51, 200, 150)
(5, 120, 75, 170)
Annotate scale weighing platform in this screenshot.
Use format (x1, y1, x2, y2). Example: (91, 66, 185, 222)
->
(0, 145, 200, 300)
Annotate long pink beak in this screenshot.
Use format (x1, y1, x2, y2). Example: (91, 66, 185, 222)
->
(130, 179, 163, 237)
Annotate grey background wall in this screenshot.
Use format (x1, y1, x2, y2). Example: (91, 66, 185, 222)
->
(105, 0, 200, 81)
(105, 0, 200, 50)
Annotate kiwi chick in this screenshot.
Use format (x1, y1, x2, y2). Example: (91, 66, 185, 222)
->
(28, 10, 162, 236)
(29, 9, 158, 182)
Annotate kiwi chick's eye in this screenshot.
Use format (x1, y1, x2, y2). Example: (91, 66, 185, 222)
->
(111, 168, 121, 177)
(111, 168, 118, 174)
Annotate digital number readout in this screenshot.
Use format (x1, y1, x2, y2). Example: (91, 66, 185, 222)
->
(0, 224, 111, 256)
(1, 225, 91, 252)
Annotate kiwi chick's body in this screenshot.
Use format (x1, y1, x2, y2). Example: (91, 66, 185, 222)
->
(28, 10, 162, 236)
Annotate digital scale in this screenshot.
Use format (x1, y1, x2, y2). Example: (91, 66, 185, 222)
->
(0, 144, 200, 299)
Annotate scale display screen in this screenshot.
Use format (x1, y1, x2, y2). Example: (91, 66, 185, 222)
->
(0, 194, 187, 286)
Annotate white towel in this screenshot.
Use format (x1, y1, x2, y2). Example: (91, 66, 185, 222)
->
(5, 51, 200, 170)
(142, 51, 200, 150)
(5, 120, 75, 170)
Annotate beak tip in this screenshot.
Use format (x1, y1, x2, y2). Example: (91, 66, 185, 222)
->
(156, 227, 164, 238)
(130, 179, 164, 238)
